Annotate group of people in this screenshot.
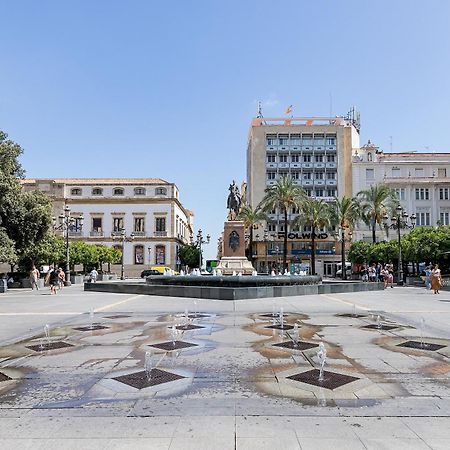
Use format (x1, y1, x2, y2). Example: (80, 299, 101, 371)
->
(43, 266, 66, 294)
(359, 263, 395, 288)
(424, 264, 443, 294)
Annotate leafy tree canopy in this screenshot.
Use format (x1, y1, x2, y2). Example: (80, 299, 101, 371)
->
(178, 244, 201, 268)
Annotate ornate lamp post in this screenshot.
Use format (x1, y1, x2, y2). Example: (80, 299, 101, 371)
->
(192, 229, 210, 270)
(112, 229, 135, 280)
(383, 205, 416, 286)
(336, 226, 353, 280)
(52, 205, 83, 286)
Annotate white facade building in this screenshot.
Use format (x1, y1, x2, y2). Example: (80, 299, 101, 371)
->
(22, 178, 194, 276)
(352, 141, 450, 241)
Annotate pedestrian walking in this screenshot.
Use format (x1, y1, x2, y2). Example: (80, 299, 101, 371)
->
(90, 268, 98, 283)
(48, 267, 60, 294)
(29, 266, 40, 290)
(424, 266, 432, 290)
(58, 268, 66, 288)
(430, 264, 442, 294)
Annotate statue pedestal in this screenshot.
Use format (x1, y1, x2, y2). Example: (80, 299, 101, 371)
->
(216, 221, 255, 275)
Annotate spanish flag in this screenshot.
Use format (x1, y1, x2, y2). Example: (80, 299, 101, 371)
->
(284, 105, 293, 115)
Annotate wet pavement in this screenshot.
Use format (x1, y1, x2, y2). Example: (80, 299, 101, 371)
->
(1, 284, 450, 448)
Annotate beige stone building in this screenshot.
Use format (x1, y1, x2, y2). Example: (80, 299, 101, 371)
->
(22, 178, 193, 277)
(246, 113, 360, 276)
(352, 141, 450, 242)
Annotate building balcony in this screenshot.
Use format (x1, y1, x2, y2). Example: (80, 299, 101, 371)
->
(314, 162, 326, 169)
(111, 231, 124, 237)
(314, 180, 325, 186)
(68, 230, 82, 236)
(90, 231, 104, 237)
(302, 180, 313, 186)
(326, 180, 337, 186)
(326, 162, 337, 169)
(133, 231, 146, 237)
(266, 163, 277, 169)
(154, 231, 168, 237)
(278, 163, 290, 169)
(289, 163, 301, 168)
(326, 146, 337, 151)
(302, 163, 313, 169)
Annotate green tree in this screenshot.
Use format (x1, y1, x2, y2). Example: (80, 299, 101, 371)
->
(69, 241, 99, 272)
(20, 233, 65, 270)
(237, 204, 267, 262)
(260, 177, 305, 271)
(348, 241, 373, 265)
(96, 246, 123, 273)
(0, 131, 52, 258)
(328, 196, 361, 279)
(0, 229, 17, 266)
(178, 244, 201, 269)
(293, 198, 330, 275)
(357, 184, 396, 243)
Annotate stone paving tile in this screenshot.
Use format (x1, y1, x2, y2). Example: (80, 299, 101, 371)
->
(169, 436, 235, 450)
(346, 417, 419, 439)
(236, 436, 301, 449)
(297, 438, 367, 449)
(425, 439, 450, 449)
(362, 438, 433, 450)
(402, 417, 450, 439)
(174, 415, 235, 438)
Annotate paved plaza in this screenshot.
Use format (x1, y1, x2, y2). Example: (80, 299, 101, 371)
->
(1, 284, 450, 449)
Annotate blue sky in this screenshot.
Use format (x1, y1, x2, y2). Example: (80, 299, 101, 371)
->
(1, 0, 449, 260)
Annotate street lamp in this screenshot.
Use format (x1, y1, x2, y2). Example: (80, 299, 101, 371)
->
(112, 229, 135, 280)
(192, 229, 210, 270)
(52, 205, 83, 286)
(383, 205, 416, 286)
(336, 226, 353, 280)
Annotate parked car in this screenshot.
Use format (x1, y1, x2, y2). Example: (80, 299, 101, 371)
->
(335, 262, 352, 278)
(140, 269, 161, 278)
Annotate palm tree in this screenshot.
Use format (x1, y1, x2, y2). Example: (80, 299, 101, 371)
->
(293, 197, 330, 275)
(328, 196, 361, 280)
(237, 204, 267, 263)
(260, 177, 305, 271)
(357, 184, 396, 243)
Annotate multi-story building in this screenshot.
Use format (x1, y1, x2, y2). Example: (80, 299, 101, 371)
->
(352, 141, 450, 242)
(246, 112, 361, 275)
(22, 178, 193, 276)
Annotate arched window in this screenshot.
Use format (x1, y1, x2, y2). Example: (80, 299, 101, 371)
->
(92, 187, 103, 196)
(71, 188, 82, 196)
(367, 152, 373, 162)
(134, 187, 146, 195)
(113, 187, 124, 196)
(134, 245, 144, 264)
(155, 245, 166, 265)
(155, 187, 167, 196)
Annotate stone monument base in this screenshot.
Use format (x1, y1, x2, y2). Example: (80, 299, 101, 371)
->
(216, 257, 255, 275)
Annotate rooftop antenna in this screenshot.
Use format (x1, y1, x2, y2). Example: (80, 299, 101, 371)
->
(256, 101, 264, 118)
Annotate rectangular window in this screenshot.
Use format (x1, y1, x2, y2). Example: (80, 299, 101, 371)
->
(327, 189, 336, 197)
(155, 217, 166, 232)
(291, 155, 300, 163)
(394, 188, 405, 201)
(438, 168, 447, 178)
(266, 136, 277, 146)
(439, 188, 449, 200)
(267, 155, 276, 163)
(326, 137, 336, 145)
(315, 189, 324, 197)
(326, 155, 335, 162)
(314, 155, 323, 163)
(302, 135, 313, 145)
(392, 168, 401, 177)
(415, 168, 424, 177)
(417, 212, 431, 226)
(415, 188, 430, 200)
(303, 155, 311, 162)
(291, 172, 300, 179)
(267, 172, 276, 180)
(267, 223, 276, 232)
(303, 172, 311, 180)
(113, 217, 124, 232)
(326, 172, 336, 180)
(440, 212, 450, 225)
(366, 169, 374, 180)
(134, 217, 145, 232)
(279, 155, 288, 163)
(92, 217, 102, 232)
(315, 172, 324, 180)
(279, 136, 288, 145)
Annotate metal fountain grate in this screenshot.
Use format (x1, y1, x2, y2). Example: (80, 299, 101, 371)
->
(113, 368, 185, 389)
(260, 313, 289, 318)
(149, 341, 198, 351)
(266, 324, 294, 330)
(287, 369, 359, 390)
(104, 315, 131, 319)
(337, 313, 367, 318)
(174, 324, 204, 331)
(362, 324, 399, 331)
(0, 372, 12, 382)
(74, 325, 109, 331)
(397, 340, 446, 351)
(188, 313, 210, 319)
(273, 341, 319, 351)
(26, 342, 74, 352)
